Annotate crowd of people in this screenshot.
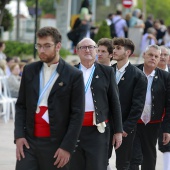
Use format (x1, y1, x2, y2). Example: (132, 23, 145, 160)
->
(2, 24, 167, 170)
(0, 43, 35, 98)
(1, 2, 170, 170)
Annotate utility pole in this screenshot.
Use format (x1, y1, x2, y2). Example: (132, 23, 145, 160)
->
(33, 0, 38, 59)
(142, 0, 146, 19)
(16, 0, 20, 41)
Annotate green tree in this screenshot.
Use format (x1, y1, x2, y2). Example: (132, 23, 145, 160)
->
(137, 0, 170, 25)
(26, 0, 56, 16)
(94, 20, 111, 43)
(0, 0, 11, 25)
(1, 8, 13, 31)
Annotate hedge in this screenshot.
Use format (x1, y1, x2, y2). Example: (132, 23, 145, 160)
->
(4, 41, 71, 59)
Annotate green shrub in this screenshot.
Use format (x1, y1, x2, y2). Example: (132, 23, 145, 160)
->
(60, 48, 71, 59)
(94, 20, 111, 43)
(4, 41, 71, 59)
(4, 41, 34, 58)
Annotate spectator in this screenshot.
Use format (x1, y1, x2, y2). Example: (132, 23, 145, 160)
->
(143, 14, 154, 34)
(0, 41, 6, 60)
(154, 19, 166, 45)
(160, 19, 167, 32)
(67, 0, 92, 54)
(129, 9, 141, 27)
(0, 59, 7, 76)
(112, 10, 128, 38)
(5, 57, 15, 76)
(106, 13, 114, 26)
(163, 26, 170, 47)
(125, 13, 132, 38)
(135, 13, 145, 33)
(7, 63, 21, 98)
(18, 62, 26, 77)
(140, 27, 157, 53)
(27, 57, 35, 64)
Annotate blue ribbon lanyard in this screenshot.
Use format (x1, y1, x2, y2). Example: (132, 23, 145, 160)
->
(37, 67, 57, 106)
(79, 65, 95, 93)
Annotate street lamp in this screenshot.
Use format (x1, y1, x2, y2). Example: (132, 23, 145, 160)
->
(34, 0, 38, 59)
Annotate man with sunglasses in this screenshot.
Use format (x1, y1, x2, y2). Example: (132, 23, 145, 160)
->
(70, 38, 123, 170)
(14, 27, 85, 170)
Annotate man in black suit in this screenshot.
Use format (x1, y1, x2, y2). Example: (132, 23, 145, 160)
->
(158, 46, 170, 170)
(111, 38, 147, 170)
(14, 27, 85, 170)
(129, 45, 170, 170)
(70, 37, 123, 170)
(96, 38, 115, 170)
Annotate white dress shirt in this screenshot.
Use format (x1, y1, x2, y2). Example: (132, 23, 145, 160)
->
(141, 69, 155, 124)
(116, 61, 129, 84)
(80, 64, 95, 112)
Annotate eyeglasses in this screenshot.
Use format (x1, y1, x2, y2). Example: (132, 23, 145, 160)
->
(35, 44, 55, 51)
(78, 45, 96, 51)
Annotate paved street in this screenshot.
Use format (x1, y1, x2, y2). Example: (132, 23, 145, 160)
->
(0, 56, 164, 170)
(0, 118, 164, 170)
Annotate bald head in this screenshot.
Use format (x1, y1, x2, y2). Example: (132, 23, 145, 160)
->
(77, 38, 96, 49)
(76, 38, 97, 68)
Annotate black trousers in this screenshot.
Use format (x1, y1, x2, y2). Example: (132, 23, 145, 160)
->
(15, 135, 69, 170)
(115, 128, 136, 170)
(69, 125, 110, 170)
(129, 123, 160, 170)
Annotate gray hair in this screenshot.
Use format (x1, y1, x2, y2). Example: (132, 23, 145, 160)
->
(145, 45, 161, 54)
(160, 45, 170, 55)
(147, 27, 157, 34)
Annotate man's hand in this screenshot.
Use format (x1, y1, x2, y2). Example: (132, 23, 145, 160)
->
(16, 138, 30, 161)
(122, 131, 128, 137)
(54, 148, 70, 168)
(112, 133, 122, 150)
(163, 133, 170, 145)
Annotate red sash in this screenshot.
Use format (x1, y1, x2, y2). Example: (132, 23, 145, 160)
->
(82, 111, 108, 126)
(34, 106, 50, 137)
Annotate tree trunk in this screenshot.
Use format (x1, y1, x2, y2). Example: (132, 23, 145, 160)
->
(0, 8, 5, 25)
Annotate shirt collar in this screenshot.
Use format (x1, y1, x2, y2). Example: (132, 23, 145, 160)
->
(80, 63, 94, 71)
(143, 67, 155, 77)
(116, 61, 129, 73)
(43, 62, 58, 70)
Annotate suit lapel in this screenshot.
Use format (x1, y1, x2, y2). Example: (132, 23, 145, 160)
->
(112, 62, 131, 86)
(118, 63, 131, 86)
(91, 63, 104, 85)
(33, 62, 43, 99)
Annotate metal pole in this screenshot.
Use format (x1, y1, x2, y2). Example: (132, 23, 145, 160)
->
(33, 0, 38, 59)
(16, 0, 20, 41)
(142, 0, 146, 20)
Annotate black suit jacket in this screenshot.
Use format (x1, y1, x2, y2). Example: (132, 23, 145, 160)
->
(14, 58, 85, 154)
(137, 64, 170, 133)
(112, 63, 147, 134)
(75, 62, 123, 133)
